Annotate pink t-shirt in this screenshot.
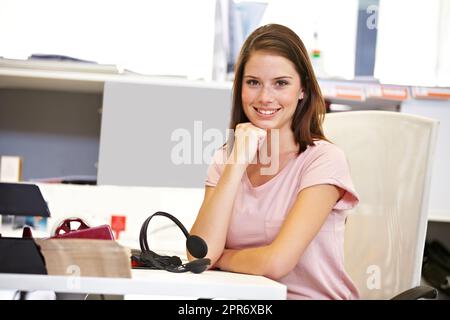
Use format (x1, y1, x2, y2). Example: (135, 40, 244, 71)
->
(205, 140, 360, 300)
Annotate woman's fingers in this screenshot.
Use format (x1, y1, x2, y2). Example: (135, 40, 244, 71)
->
(232, 123, 267, 165)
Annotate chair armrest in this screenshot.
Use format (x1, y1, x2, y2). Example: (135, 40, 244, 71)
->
(391, 286, 438, 300)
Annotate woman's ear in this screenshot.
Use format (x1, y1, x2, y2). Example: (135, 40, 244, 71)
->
(299, 89, 304, 100)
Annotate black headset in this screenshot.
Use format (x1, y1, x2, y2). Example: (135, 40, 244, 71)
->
(133, 211, 211, 274)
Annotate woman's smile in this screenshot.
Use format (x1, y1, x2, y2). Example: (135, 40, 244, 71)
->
(253, 106, 282, 118)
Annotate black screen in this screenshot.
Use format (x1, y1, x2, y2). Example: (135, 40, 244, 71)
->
(0, 183, 50, 217)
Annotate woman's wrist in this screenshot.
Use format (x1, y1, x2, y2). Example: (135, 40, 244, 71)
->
(223, 162, 247, 178)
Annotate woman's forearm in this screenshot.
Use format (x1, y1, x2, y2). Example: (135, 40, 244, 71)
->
(189, 163, 246, 265)
(215, 246, 278, 279)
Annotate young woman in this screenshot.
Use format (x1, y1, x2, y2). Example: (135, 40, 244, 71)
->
(189, 24, 360, 299)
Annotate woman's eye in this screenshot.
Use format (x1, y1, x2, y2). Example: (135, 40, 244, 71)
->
(246, 80, 259, 86)
(275, 80, 288, 87)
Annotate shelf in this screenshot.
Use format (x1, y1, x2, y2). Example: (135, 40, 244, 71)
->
(0, 68, 233, 93)
(1, 59, 449, 100)
(412, 86, 450, 100)
(0, 58, 120, 74)
(0, 59, 232, 93)
(318, 78, 450, 105)
(0, 67, 106, 93)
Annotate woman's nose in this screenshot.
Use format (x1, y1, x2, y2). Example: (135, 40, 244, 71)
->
(257, 86, 274, 105)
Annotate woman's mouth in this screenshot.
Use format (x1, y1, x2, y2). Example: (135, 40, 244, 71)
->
(253, 107, 282, 118)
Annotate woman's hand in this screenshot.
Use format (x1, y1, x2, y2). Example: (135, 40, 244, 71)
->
(228, 122, 267, 166)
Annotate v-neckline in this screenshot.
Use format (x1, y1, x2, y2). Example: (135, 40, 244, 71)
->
(244, 154, 298, 190)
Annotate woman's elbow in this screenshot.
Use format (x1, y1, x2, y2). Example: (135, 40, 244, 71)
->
(264, 265, 289, 280)
(263, 251, 297, 280)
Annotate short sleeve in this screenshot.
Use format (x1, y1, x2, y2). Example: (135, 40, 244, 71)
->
(205, 146, 227, 187)
(297, 143, 359, 210)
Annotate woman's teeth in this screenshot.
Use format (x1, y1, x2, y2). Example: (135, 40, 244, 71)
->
(254, 108, 280, 115)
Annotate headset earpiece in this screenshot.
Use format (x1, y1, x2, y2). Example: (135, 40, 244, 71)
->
(183, 258, 211, 274)
(186, 235, 208, 259)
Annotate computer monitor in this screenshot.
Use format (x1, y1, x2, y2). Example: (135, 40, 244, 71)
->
(97, 81, 232, 188)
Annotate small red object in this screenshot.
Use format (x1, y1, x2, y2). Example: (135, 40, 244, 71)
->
(22, 226, 33, 238)
(52, 217, 114, 240)
(54, 218, 89, 235)
(111, 215, 126, 240)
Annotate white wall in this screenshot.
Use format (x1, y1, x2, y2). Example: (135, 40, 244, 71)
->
(375, 0, 450, 86)
(0, 0, 216, 80)
(437, 0, 450, 86)
(401, 99, 450, 222)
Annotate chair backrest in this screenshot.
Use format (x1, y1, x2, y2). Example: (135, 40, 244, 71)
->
(323, 111, 439, 299)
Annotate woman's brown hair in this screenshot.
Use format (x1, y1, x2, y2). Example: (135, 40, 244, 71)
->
(229, 23, 327, 154)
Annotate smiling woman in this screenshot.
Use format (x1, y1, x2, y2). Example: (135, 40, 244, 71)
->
(189, 24, 361, 300)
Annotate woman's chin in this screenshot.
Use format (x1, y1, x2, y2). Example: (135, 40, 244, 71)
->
(251, 120, 277, 130)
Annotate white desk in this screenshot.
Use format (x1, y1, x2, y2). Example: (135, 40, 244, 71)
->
(0, 269, 287, 300)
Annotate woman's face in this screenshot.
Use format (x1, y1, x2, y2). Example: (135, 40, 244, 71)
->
(241, 51, 304, 132)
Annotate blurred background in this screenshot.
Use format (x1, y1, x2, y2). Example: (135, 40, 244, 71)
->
(0, 0, 448, 85)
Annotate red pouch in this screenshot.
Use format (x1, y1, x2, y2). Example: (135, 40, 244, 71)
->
(51, 218, 114, 240)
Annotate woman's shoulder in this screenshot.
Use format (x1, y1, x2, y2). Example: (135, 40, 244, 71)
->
(298, 139, 347, 165)
(307, 139, 344, 156)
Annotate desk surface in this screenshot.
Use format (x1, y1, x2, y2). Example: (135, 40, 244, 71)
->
(0, 269, 287, 300)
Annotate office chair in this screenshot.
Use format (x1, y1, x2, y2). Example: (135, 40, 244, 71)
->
(323, 110, 439, 300)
